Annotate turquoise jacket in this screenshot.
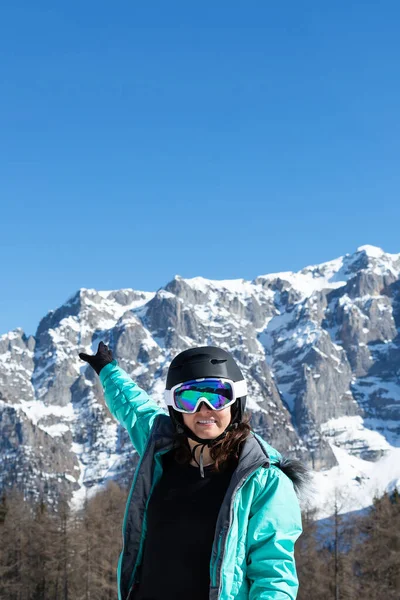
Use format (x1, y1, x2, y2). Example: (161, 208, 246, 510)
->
(99, 360, 303, 600)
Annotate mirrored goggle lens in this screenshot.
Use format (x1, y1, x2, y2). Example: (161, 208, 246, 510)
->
(174, 379, 234, 412)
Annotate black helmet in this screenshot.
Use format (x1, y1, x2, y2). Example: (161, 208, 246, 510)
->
(165, 346, 247, 446)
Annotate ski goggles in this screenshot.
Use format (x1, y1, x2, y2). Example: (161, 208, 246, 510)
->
(164, 377, 247, 414)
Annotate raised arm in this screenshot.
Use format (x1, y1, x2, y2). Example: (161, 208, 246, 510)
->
(79, 342, 164, 456)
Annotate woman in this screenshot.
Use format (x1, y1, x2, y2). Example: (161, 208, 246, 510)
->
(79, 341, 305, 600)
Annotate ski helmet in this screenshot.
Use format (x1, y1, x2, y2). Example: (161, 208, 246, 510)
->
(165, 346, 247, 446)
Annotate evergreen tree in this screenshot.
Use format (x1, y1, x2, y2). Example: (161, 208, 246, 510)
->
(353, 489, 400, 600)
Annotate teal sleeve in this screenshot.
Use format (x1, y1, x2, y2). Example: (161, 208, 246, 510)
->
(99, 360, 164, 456)
(246, 467, 303, 600)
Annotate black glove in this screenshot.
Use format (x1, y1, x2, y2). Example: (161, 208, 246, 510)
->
(79, 341, 114, 375)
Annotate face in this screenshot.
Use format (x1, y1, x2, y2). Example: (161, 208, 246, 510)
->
(182, 402, 232, 440)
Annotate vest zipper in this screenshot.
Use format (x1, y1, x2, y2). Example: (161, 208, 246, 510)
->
(213, 461, 269, 598)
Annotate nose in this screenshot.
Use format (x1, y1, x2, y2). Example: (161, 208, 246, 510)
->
(196, 400, 212, 413)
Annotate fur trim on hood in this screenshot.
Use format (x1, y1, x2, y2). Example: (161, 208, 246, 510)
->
(277, 456, 313, 496)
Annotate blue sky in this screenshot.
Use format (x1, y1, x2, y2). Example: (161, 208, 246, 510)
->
(1, 1, 399, 337)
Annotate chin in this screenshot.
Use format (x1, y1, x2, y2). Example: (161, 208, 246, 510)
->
(195, 427, 221, 438)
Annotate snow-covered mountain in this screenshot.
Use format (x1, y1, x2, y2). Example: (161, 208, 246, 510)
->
(1, 245, 400, 516)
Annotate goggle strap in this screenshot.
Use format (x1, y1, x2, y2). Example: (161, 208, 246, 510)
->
(234, 379, 247, 398)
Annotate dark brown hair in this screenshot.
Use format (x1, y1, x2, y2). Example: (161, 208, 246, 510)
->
(173, 413, 252, 473)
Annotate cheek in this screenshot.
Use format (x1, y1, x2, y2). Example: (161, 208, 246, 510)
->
(182, 413, 194, 428)
(220, 408, 232, 427)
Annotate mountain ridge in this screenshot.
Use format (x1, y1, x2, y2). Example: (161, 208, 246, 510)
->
(1, 244, 399, 516)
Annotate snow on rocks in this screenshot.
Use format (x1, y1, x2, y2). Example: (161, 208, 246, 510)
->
(1, 246, 400, 516)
